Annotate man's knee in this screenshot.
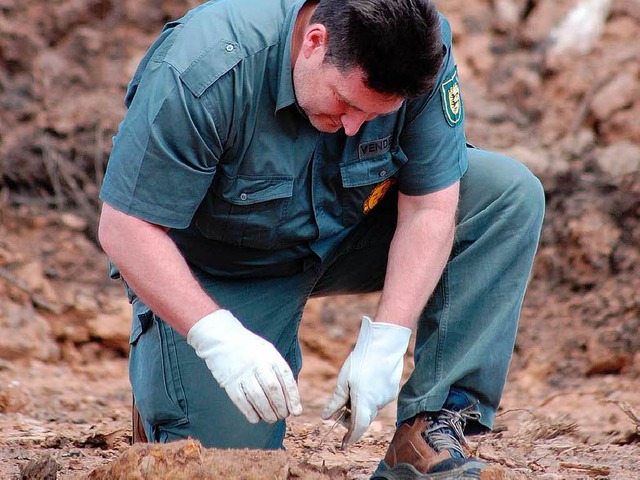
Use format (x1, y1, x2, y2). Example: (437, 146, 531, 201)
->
(464, 148, 545, 229)
(501, 155, 545, 228)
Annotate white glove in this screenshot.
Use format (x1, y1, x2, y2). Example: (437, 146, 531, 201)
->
(187, 309, 303, 424)
(322, 316, 411, 448)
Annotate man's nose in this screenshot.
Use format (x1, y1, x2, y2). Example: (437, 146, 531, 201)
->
(341, 110, 373, 136)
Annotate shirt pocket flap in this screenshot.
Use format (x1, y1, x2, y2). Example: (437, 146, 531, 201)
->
(215, 173, 294, 205)
(340, 149, 408, 188)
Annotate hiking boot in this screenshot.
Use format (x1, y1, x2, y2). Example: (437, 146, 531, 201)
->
(371, 404, 486, 479)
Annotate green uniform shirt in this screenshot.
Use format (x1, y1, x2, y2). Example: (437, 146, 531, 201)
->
(100, 0, 467, 277)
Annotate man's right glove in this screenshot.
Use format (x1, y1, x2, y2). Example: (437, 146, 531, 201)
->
(187, 309, 303, 424)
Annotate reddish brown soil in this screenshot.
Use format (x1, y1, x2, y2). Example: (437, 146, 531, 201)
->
(1, 0, 639, 478)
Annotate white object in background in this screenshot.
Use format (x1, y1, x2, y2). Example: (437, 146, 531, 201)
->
(548, 0, 612, 57)
(493, 0, 525, 27)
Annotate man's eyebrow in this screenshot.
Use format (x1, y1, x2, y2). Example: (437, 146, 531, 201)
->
(336, 92, 364, 112)
(336, 86, 404, 115)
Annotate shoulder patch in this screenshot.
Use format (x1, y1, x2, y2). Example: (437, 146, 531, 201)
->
(440, 69, 463, 127)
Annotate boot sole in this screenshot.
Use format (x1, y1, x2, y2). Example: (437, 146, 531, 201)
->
(371, 460, 486, 479)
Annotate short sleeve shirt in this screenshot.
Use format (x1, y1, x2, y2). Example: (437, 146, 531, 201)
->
(100, 0, 467, 277)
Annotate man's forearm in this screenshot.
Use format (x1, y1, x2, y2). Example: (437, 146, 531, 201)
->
(375, 187, 458, 328)
(98, 203, 219, 336)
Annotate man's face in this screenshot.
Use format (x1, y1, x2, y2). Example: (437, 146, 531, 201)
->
(292, 31, 403, 136)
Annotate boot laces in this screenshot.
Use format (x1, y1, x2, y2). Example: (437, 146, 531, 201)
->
(422, 404, 481, 458)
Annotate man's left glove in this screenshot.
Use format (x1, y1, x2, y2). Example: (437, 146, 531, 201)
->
(322, 316, 412, 448)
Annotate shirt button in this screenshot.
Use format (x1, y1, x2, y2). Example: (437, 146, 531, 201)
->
(240, 192, 248, 201)
(225, 44, 234, 52)
(379, 170, 387, 177)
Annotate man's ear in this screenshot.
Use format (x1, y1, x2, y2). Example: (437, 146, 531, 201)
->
(301, 24, 328, 58)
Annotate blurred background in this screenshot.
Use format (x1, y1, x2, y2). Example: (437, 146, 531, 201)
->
(0, 1, 638, 478)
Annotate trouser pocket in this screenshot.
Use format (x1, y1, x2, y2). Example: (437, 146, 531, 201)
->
(129, 302, 189, 441)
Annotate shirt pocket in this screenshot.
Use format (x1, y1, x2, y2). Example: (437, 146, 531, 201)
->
(339, 147, 408, 225)
(195, 172, 294, 249)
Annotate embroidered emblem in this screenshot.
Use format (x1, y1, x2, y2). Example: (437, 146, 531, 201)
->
(363, 178, 395, 214)
(440, 69, 463, 127)
(358, 135, 392, 160)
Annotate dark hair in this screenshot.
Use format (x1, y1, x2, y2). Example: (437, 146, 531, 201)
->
(310, 0, 443, 98)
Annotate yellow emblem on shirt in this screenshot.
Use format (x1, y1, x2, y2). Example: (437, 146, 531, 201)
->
(363, 178, 394, 214)
(440, 69, 463, 127)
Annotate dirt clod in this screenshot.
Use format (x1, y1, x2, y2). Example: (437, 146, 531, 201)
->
(19, 455, 60, 480)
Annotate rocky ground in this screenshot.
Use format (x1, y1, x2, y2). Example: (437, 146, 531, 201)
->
(1, 0, 639, 478)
